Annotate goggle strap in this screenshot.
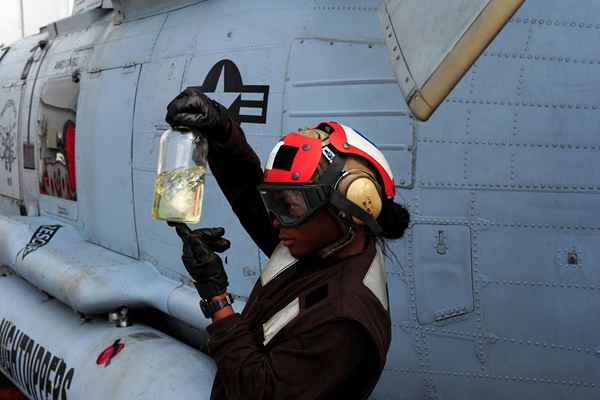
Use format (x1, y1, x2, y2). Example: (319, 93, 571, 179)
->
(330, 191, 383, 235)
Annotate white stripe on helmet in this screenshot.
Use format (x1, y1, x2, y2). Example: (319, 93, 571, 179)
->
(265, 140, 285, 170)
(340, 124, 394, 181)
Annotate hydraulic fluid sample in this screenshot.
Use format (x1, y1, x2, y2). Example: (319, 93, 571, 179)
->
(152, 128, 208, 223)
(152, 165, 206, 222)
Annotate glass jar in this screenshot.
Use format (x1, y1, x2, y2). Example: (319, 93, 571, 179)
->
(152, 127, 208, 223)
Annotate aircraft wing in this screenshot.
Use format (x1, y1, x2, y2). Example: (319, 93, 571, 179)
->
(379, 0, 525, 121)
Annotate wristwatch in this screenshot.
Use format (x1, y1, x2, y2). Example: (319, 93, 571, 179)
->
(200, 293, 234, 318)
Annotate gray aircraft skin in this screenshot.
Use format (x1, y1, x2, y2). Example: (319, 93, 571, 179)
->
(0, 0, 597, 399)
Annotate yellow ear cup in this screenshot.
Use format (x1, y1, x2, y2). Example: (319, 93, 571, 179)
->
(337, 168, 383, 225)
(346, 176, 383, 224)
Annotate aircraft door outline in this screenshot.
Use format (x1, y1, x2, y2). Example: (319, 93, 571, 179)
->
(0, 36, 49, 201)
(38, 76, 80, 202)
(77, 63, 141, 258)
(28, 38, 91, 220)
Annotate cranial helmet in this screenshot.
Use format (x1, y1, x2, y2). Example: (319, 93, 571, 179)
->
(258, 121, 395, 238)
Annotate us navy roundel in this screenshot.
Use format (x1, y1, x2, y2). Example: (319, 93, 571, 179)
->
(199, 60, 269, 124)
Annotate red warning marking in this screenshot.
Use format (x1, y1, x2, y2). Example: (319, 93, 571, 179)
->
(96, 339, 125, 367)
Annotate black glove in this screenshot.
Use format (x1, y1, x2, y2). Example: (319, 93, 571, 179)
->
(165, 87, 232, 143)
(170, 222, 231, 300)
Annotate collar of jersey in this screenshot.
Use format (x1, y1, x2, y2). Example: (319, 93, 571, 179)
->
(261, 243, 300, 286)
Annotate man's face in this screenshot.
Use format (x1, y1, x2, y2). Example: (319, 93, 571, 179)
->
(274, 207, 341, 258)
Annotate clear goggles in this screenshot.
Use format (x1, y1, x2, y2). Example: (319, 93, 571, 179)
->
(258, 184, 331, 227)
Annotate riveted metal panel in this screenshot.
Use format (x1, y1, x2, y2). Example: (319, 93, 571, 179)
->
(88, 13, 165, 71)
(27, 26, 105, 220)
(0, 34, 46, 201)
(77, 65, 140, 258)
(132, 56, 187, 139)
(284, 38, 414, 187)
(112, 0, 201, 21)
(481, 279, 600, 351)
(414, 224, 474, 324)
(512, 146, 600, 192)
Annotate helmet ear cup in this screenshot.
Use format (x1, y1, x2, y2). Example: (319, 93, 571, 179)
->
(337, 171, 383, 225)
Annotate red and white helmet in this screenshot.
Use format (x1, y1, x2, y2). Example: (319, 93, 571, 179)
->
(259, 122, 395, 233)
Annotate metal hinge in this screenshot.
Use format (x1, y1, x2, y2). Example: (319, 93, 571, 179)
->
(88, 62, 139, 75)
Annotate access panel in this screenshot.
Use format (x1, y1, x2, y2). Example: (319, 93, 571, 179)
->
(413, 224, 474, 324)
(76, 65, 140, 258)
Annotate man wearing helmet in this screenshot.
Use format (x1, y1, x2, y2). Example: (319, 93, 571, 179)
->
(166, 88, 410, 400)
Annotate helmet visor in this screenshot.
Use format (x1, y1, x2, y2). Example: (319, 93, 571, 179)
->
(258, 184, 330, 227)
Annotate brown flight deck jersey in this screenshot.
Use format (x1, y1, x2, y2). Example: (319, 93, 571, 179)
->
(205, 121, 392, 400)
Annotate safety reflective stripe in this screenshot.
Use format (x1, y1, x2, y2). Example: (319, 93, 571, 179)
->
(341, 124, 394, 182)
(326, 121, 396, 198)
(260, 243, 299, 286)
(264, 140, 284, 170)
(362, 246, 389, 311)
(262, 297, 300, 346)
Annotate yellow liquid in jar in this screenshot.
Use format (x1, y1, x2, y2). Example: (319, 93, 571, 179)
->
(152, 165, 206, 223)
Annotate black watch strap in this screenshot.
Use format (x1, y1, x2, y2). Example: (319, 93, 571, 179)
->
(200, 293, 234, 318)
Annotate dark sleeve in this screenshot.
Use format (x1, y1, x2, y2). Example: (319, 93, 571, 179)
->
(207, 121, 279, 257)
(206, 315, 374, 400)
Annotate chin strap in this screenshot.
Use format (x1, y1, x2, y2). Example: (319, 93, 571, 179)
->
(315, 146, 382, 258)
(317, 208, 356, 259)
(318, 147, 382, 236)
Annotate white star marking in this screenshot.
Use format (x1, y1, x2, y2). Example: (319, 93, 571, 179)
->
(206, 64, 240, 109)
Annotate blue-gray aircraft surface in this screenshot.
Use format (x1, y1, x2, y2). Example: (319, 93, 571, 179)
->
(0, 0, 598, 399)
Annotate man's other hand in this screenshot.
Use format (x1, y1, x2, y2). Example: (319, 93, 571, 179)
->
(170, 222, 230, 300)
